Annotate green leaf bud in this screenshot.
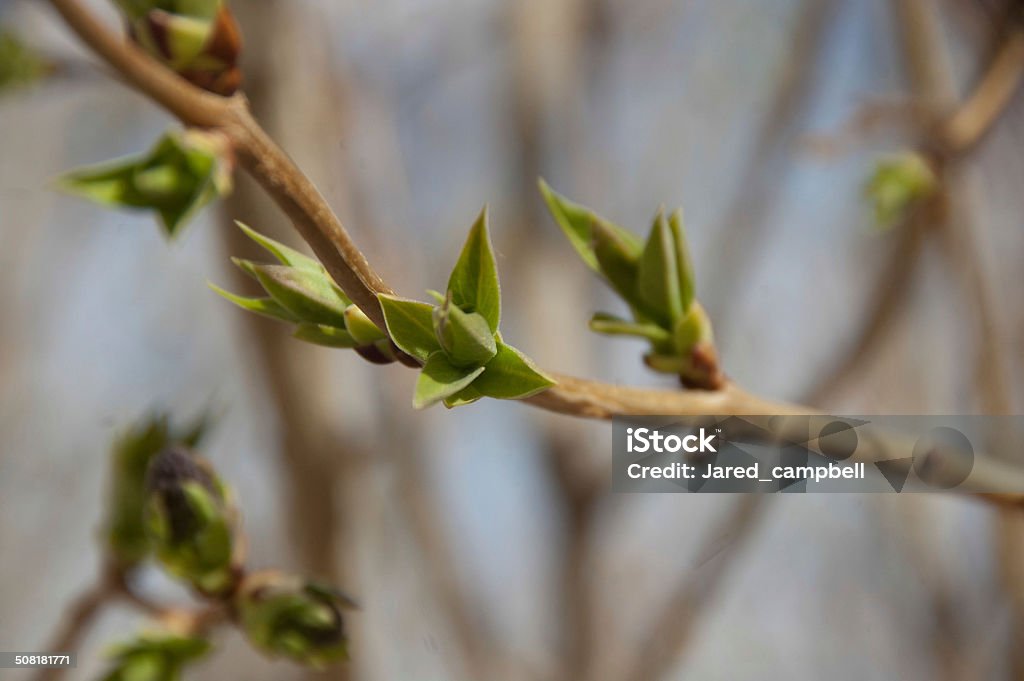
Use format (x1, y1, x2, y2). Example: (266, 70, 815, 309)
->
(58, 129, 233, 238)
(99, 630, 211, 681)
(145, 447, 237, 596)
(432, 293, 497, 368)
(865, 152, 937, 229)
(236, 571, 356, 669)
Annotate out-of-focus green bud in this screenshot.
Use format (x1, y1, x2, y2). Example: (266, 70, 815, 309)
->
(105, 413, 210, 567)
(58, 129, 233, 238)
(145, 447, 237, 596)
(0, 29, 51, 94)
(865, 152, 937, 229)
(99, 629, 211, 681)
(236, 571, 356, 669)
(113, 0, 242, 95)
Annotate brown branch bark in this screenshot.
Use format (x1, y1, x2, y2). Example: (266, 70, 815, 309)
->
(44, 0, 1024, 510)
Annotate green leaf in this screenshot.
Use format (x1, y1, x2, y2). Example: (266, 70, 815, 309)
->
(433, 295, 497, 367)
(471, 342, 555, 400)
(253, 264, 350, 328)
(592, 219, 642, 301)
(443, 384, 484, 408)
(235, 222, 327, 274)
(588, 312, 671, 344)
(634, 211, 683, 327)
(667, 209, 696, 313)
(538, 178, 643, 275)
(343, 306, 385, 345)
(414, 352, 486, 409)
(208, 283, 300, 323)
(293, 324, 358, 349)
(379, 294, 441, 362)
(447, 207, 501, 333)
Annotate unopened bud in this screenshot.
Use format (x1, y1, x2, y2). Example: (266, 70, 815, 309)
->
(116, 0, 242, 95)
(98, 629, 210, 681)
(236, 571, 356, 668)
(145, 447, 237, 596)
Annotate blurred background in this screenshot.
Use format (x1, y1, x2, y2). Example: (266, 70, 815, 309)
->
(1, 0, 1023, 679)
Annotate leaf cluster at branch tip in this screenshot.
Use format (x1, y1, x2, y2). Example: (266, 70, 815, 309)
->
(379, 208, 555, 408)
(540, 179, 722, 389)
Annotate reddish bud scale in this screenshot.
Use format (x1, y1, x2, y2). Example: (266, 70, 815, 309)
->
(129, 5, 242, 96)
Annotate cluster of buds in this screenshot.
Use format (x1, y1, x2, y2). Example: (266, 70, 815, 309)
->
(540, 180, 723, 389)
(212, 222, 419, 365)
(106, 414, 208, 567)
(235, 571, 356, 668)
(145, 446, 239, 596)
(112, 0, 242, 95)
(377, 209, 554, 408)
(98, 630, 210, 681)
(58, 129, 234, 238)
(864, 152, 937, 229)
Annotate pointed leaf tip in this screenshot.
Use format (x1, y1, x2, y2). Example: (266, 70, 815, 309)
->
(447, 208, 501, 332)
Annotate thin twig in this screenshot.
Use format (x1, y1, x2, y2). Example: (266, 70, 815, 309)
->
(31, 572, 116, 681)
(43, 0, 1024, 508)
(803, 15, 1024, 407)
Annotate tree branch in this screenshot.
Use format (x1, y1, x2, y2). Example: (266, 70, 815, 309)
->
(44, 0, 1024, 508)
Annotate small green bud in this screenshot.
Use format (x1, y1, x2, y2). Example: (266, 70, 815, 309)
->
(145, 447, 237, 595)
(99, 630, 210, 681)
(114, 0, 242, 95)
(236, 571, 356, 669)
(432, 293, 497, 367)
(105, 413, 211, 567)
(58, 129, 233, 238)
(865, 152, 937, 229)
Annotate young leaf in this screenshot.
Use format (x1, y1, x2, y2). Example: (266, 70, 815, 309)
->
(668, 209, 696, 313)
(447, 208, 501, 333)
(589, 312, 671, 344)
(253, 265, 350, 328)
(235, 222, 326, 274)
(343, 306, 386, 345)
(414, 352, 486, 409)
(293, 324, 358, 349)
(471, 343, 555, 400)
(634, 211, 683, 328)
(443, 384, 484, 409)
(208, 283, 300, 323)
(433, 295, 497, 367)
(379, 294, 441, 362)
(538, 178, 643, 275)
(592, 219, 642, 301)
